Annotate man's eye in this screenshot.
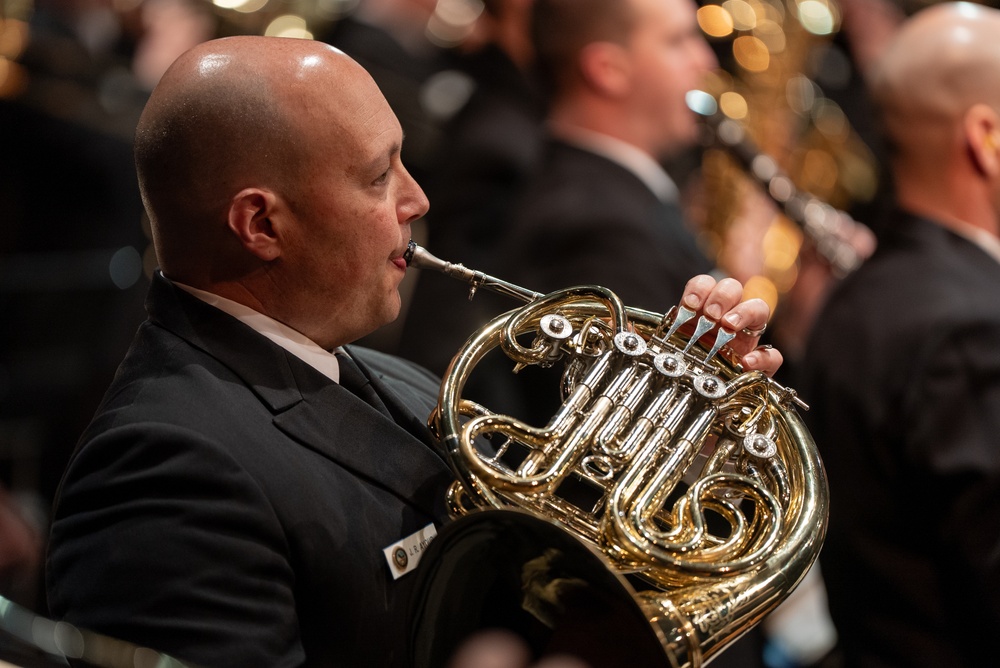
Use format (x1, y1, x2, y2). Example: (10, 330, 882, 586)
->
(373, 168, 390, 186)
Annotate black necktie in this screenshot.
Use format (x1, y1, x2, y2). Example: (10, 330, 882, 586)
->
(336, 352, 391, 416)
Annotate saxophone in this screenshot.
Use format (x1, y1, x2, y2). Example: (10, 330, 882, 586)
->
(405, 243, 828, 668)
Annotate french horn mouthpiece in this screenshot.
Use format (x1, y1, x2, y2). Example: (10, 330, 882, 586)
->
(403, 239, 417, 266)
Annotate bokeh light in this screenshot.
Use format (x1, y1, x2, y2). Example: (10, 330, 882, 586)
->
(697, 5, 735, 38)
(723, 0, 757, 31)
(732, 35, 770, 72)
(754, 19, 786, 54)
(720, 91, 749, 119)
(796, 0, 837, 35)
(264, 14, 312, 39)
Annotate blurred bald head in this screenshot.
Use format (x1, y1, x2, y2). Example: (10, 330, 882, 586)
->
(870, 2, 1000, 230)
(135, 36, 380, 282)
(872, 2, 1000, 153)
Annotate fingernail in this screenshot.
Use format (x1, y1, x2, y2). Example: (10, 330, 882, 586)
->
(744, 352, 759, 366)
(705, 303, 722, 320)
(724, 313, 741, 330)
(684, 294, 702, 309)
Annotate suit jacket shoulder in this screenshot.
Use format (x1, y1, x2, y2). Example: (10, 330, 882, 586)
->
(47, 275, 453, 667)
(802, 210, 1000, 666)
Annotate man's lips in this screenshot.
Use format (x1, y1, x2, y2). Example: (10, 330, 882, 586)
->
(391, 239, 414, 271)
(391, 252, 408, 271)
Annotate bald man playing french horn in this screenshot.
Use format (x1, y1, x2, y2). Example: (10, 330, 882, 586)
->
(45, 37, 779, 667)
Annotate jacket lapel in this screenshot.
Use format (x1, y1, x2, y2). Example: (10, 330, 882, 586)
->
(147, 274, 453, 519)
(272, 381, 453, 520)
(346, 348, 450, 463)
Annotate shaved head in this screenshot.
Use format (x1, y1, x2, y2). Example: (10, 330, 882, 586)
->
(870, 2, 1000, 234)
(872, 2, 1000, 154)
(135, 37, 381, 282)
(134, 36, 428, 347)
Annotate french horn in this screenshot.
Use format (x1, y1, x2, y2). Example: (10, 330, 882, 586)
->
(404, 243, 829, 668)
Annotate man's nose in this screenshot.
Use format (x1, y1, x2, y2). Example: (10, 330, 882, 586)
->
(399, 167, 430, 223)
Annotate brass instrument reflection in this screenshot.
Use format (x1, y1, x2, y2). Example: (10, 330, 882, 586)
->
(691, 0, 878, 354)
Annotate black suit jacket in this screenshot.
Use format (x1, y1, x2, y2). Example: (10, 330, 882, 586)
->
(46, 274, 454, 667)
(802, 210, 1000, 667)
(500, 139, 714, 314)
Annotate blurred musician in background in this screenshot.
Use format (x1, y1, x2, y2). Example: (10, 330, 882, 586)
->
(43, 34, 781, 667)
(802, 3, 1000, 665)
(458, 0, 778, 443)
(500, 0, 720, 312)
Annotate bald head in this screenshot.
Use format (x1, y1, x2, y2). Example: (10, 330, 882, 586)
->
(135, 37, 381, 281)
(872, 2, 1000, 151)
(870, 2, 1000, 232)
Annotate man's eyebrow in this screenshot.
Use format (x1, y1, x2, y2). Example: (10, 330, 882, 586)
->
(368, 142, 403, 169)
(360, 141, 402, 175)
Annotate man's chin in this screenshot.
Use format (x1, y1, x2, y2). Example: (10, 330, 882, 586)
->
(379, 296, 403, 327)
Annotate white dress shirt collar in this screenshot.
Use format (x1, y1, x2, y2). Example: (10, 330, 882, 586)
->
(549, 122, 679, 203)
(942, 217, 1000, 265)
(172, 281, 342, 383)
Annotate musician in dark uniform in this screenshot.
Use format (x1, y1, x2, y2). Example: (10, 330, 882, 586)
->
(802, 4, 1000, 665)
(471, 0, 745, 462)
(44, 35, 781, 667)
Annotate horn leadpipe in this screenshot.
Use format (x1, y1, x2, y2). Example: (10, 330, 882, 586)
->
(405, 241, 541, 304)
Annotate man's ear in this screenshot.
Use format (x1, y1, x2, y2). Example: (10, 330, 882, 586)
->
(578, 41, 632, 97)
(227, 188, 282, 261)
(965, 103, 1000, 179)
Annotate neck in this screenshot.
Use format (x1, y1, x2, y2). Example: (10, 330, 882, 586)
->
(548, 98, 653, 157)
(894, 162, 1000, 239)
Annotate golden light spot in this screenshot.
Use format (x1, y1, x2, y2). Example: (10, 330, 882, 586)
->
(759, 220, 802, 294)
(733, 35, 770, 72)
(722, 0, 757, 31)
(0, 19, 29, 59)
(264, 15, 313, 39)
(744, 275, 779, 313)
(697, 5, 735, 38)
(699, 69, 734, 98)
(813, 99, 848, 140)
(801, 149, 839, 195)
(840, 149, 879, 202)
(720, 91, 748, 119)
(754, 19, 786, 53)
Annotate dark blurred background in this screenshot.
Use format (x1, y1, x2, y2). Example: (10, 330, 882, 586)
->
(0, 1, 992, 666)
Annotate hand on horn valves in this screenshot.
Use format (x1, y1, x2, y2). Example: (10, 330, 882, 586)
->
(680, 275, 782, 377)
